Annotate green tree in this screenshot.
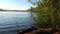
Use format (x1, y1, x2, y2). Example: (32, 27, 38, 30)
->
(28, 0, 60, 28)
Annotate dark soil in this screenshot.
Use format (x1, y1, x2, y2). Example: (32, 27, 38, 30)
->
(18, 27, 60, 34)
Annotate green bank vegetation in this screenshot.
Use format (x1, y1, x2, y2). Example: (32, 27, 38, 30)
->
(29, 0, 60, 29)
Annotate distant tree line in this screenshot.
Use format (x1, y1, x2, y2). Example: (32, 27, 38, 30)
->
(0, 9, 4, 11)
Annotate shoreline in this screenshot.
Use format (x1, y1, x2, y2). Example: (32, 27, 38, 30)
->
(18, 27, 60, 34)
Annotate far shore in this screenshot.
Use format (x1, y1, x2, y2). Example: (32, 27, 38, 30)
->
(0, 10, 32, 12)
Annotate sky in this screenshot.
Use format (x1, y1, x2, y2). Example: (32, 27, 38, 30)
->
(0, 0, 32, 10)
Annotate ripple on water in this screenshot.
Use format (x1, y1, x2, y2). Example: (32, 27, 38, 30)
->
(0, 12, 33, 34)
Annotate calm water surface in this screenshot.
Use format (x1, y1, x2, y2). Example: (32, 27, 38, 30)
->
(0, 11, 33, 34)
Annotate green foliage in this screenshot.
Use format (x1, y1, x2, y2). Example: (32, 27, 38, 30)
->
(29, 0, 60, 28)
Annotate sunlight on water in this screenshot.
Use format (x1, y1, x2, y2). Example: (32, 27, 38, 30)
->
(0, 11, 33, 34)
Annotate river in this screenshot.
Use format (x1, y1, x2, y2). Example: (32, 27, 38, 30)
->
(0, 11, 33, 34)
